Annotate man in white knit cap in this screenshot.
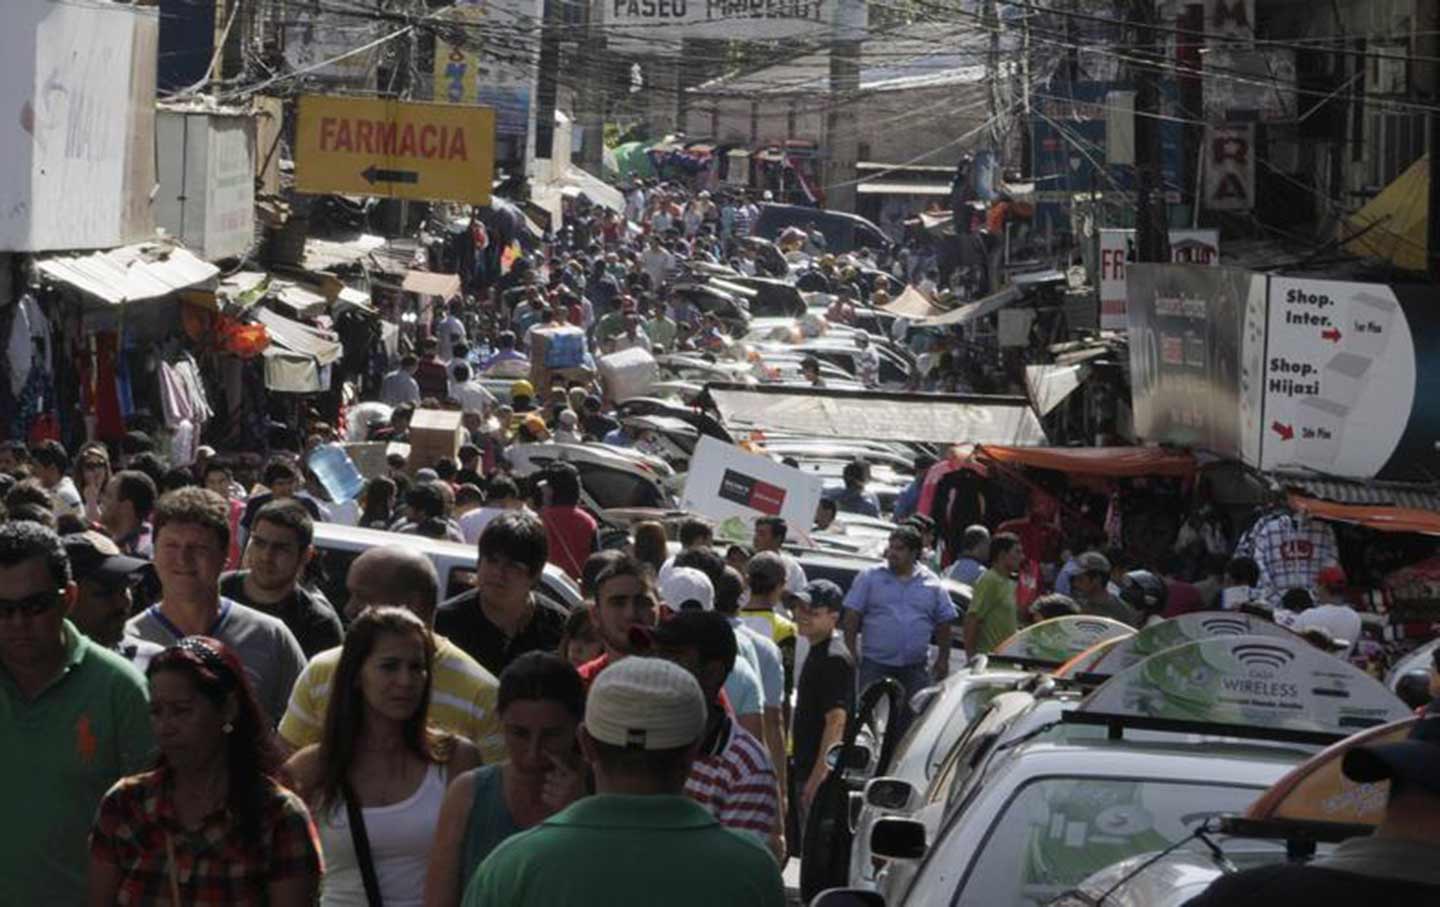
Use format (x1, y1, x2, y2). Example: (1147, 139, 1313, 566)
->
(462, 656, 785, 907)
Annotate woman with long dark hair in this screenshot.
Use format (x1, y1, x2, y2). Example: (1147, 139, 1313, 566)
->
(88, 636, 322, 906)
(422, 652, 586, 907)
(286, 607, 481, 907)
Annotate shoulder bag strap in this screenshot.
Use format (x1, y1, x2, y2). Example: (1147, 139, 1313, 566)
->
(342, 780, 385, 907)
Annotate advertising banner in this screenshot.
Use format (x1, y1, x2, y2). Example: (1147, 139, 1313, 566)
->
(1258, 277, 1423, 478)
(1099, 229, 1220, 331)
(1089, 610, 1298, 676)
(682, 436, 824, 545)
(1083, 634, 1410, 734)
(433, 0, 541, 162)
(602, 0, 868, 47)
(1126, 264, 1262, 456)
(1247, 717, 1415, 828)
(992, 616, 1133, 665)
(1203, 124, 1256, 212)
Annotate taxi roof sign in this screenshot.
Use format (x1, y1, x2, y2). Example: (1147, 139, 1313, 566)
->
(294, 96, 494, 205)
(1076, 634, 1411, 741)
(1086, 610, 1299, 678)
(1245, 715, 1416, 828)
(991, 616, 1134, 667)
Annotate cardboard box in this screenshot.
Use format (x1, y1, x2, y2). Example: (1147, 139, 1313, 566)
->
(598, 346, 658, 403)
(406, 409, 465, 473)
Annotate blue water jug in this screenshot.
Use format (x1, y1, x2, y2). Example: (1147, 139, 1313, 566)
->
(307, 443, 365, 503)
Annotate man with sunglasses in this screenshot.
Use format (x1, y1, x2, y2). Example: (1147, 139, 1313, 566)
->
(0, 521, 154, 906)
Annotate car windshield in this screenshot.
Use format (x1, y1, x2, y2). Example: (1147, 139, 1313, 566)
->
(956, 778, 1263, 907)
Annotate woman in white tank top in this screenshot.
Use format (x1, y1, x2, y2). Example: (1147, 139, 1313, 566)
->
(286, 607, 482, 906)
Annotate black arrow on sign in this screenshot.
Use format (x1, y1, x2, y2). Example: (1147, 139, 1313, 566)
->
(362, 165, 420, 186)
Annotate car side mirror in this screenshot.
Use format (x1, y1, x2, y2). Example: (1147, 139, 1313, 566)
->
(869, 816, 927, 861)
(863, 777, 916, 812)
(809, 889, 886, 907)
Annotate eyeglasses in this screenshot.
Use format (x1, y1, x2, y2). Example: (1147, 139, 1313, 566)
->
(0, 590, 63, 620)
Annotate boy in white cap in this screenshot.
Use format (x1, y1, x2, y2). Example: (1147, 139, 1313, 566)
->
(463, 657, 785, 907)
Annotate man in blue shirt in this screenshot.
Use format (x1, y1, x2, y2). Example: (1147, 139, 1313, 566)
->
(842, 525, 958, 730)
(945, 524, 990, 586)
(830, 461, 881, 518)
(891, 455, 935, 523)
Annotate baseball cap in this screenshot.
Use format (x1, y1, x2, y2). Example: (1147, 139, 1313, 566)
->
(791, 578, 844, 611)
(1343, 710, 1440, 796)
(1076, 551, 1112, 575)
(585, 656, 707, 751)
(658, 566, 714, 612)
(1317, 565, 1347, 590)
(63, 532, 147, 587)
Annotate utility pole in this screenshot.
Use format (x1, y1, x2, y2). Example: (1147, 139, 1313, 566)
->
(824, 39, 861, 212)
(1130, 0, 1170, 262)
(577, 3, 607, 174)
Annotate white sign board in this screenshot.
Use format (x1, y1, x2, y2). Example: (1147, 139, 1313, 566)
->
(156, 110, 256, 261)
(1099, 229, 1220, 331)
(1204, 124, 1255, 212)
(0, 1, 157, 251)
(1259, 277, 1415, 476)
(601, 0, 867, 46)
(681, 436, 824, 545)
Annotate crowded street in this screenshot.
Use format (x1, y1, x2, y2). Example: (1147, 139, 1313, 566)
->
(2, 1, 1440, 905)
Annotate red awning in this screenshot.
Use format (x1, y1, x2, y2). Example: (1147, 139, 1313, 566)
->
(974, 445, 1198, 479)
(1288, 493, 1440, 536)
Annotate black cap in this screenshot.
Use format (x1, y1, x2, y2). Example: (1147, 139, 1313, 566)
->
(791, 578, 845, 611)
(62, 532, 148, 587)
(1343, 710, 1440, 796)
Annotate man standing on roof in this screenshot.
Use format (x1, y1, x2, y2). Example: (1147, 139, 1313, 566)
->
(1182, 710, 1440, 905)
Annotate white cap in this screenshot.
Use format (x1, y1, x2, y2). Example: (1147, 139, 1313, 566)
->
(659, 566, 714, 611)
(585, 656, 707, 750)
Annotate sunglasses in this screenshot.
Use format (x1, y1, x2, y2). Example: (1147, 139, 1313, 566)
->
(0, 590, 63, 620)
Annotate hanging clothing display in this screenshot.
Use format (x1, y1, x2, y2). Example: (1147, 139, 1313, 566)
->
(1237, 510, 1340, 602)
(158, 352, 213, 465)
(6, 293, 50, 397)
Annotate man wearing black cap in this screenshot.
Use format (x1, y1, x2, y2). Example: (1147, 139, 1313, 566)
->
(62, 532, 164, 670)
(645, 610, 782, 860)
(1183, 711, 1440, 904)
(792, 579, 855, 827)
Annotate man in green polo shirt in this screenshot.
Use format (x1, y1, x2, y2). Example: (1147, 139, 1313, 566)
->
(0, 521, 154, 907)
(963, 531, 1025, 657)
(463, 656, 784, 907)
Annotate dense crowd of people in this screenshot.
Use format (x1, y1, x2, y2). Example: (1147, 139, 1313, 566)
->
(2, 176, 1438, 907)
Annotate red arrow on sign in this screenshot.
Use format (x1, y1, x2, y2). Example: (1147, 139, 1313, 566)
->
(1321, 328, 1342, 343)
(1271, 421, 1295, 441)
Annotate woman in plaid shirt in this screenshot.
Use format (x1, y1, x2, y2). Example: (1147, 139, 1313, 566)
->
(89, 637, 322, 906)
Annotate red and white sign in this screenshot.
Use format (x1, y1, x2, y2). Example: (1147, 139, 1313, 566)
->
(1100, 229, 1220, 331)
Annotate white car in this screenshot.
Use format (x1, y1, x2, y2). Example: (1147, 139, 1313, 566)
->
(309, 521, 582, 614)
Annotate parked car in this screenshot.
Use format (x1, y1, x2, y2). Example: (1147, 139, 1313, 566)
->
(505, 441, 678, 511)
(752, 203, 892, 253)
(309, 522, 582, 616)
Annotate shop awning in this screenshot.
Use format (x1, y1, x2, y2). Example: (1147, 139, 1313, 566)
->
(402, 270, 462, 298)
(707, 383, 1047, 446)
(35, 242, 219, 305)
(856, 181, 953, 196)
(1288, 493, 1440, 536)
(975, 444, 1197, 478)
(253, 306, 341, 367)
(915, 284, 1021, 326)
(1341, 154, 1427, 272)
(302, 234, 387, 272)
(879, 285, 946, 319)
(1025, 363, 1087, 417)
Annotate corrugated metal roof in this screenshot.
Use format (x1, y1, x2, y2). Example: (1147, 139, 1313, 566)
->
(301, 234, 387, 272)
(1272, 473, 1440, 512)
(36, 243, 218, 305)
(252, 305, 342, 366)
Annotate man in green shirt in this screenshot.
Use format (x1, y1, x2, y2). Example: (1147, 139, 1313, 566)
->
(963, 531, 1025, 657)
(645, 300, 678, 353)
(0, 521, 154, 907)
(464, 656, 785, 907)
